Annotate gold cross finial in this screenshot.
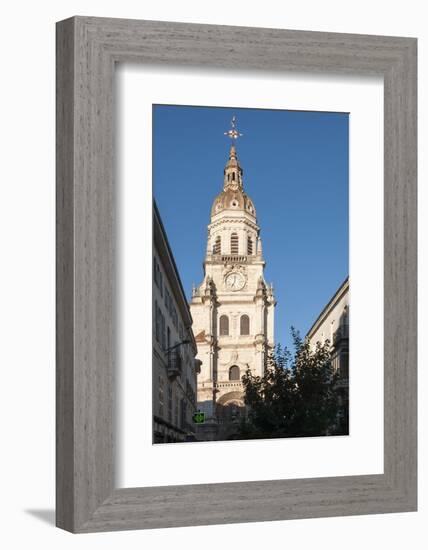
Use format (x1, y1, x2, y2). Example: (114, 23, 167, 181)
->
(224, 116, 243, 141)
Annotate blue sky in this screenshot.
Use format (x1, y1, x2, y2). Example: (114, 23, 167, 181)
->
(153, 105, 349, 347)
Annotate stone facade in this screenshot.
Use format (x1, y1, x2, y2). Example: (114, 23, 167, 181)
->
(306, 277, 349, 382)
(190, 144, 276, 440)
(153, 203, 201, 443)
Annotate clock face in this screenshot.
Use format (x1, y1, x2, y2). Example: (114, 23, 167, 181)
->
(225, 272, 245, 291)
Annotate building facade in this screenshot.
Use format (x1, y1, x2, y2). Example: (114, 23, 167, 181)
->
(190, 140, 276, 439)
(307, 277, 349, 433)
(153, 203, 201, 443)
(306, 277, 349, 382)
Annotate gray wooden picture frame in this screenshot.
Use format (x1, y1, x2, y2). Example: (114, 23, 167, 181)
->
(56, 16, 417, 533)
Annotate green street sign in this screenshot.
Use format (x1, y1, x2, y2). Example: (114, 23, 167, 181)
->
(193, 411, 205, 424)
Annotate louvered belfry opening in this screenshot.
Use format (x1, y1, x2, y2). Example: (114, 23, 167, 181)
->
(247, 236, 253, 255)
(213, 236, 221, 255)
(230, 233, 239, 254)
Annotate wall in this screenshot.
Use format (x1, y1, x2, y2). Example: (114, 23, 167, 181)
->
(0, 1, 425, 548)
(307, 280, 349, 346)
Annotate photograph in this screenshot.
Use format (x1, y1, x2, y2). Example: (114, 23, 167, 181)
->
(152, 105, 349, 444)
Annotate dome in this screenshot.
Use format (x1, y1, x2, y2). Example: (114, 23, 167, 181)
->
(210, 188, 256, 218)
(210, 140, 257, 219)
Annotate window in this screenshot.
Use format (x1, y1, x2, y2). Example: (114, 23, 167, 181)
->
(159, 270, 163, 297)
(155, 301, 160, 342)
(167, 326, 171, 351)
(247, 236, 253, 255)
(230, 232, 239, 254)
(153, 256, 159, 286)
(174, 392, 178, 426)
(167, 386, 172, 422)
(186, 380, 196, 406)
(153, 257, 163, 295)
(213, 236, 221, 255)
(161, 313, 166, 350)
(171, 306, 178, 329)
(165, 287, 170, 311)
(340, 352, 349, 379)
(155, 301, 165, 346)
(219, 315, 229, 336)
(158, 376, 164, 417)
(180, 399, 187, 429)
(229, 365, 240, 381)
(240, 314, 250, 335)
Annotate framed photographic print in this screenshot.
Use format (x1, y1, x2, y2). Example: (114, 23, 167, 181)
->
(150, 105, 350, 446)
(56, 16, 417, 532)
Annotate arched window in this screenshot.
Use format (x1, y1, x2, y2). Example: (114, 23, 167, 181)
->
(213, 236, 221, 255)
(219, 315, 229, 336)
(230, 233, 239, 254)
(247, 236, 253, 255)
(229, 365, 240, 381)
(240, 314, 250, 335)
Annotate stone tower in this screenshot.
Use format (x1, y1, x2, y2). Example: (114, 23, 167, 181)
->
(190, 120, 276, 440)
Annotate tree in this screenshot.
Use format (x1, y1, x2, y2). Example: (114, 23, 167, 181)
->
(239, 328, 348, 439)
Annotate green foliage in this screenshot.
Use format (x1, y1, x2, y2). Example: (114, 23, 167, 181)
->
(239, 328, 348, 439)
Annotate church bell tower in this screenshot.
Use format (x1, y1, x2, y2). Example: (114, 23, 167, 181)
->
(190, 117, 276, 440)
